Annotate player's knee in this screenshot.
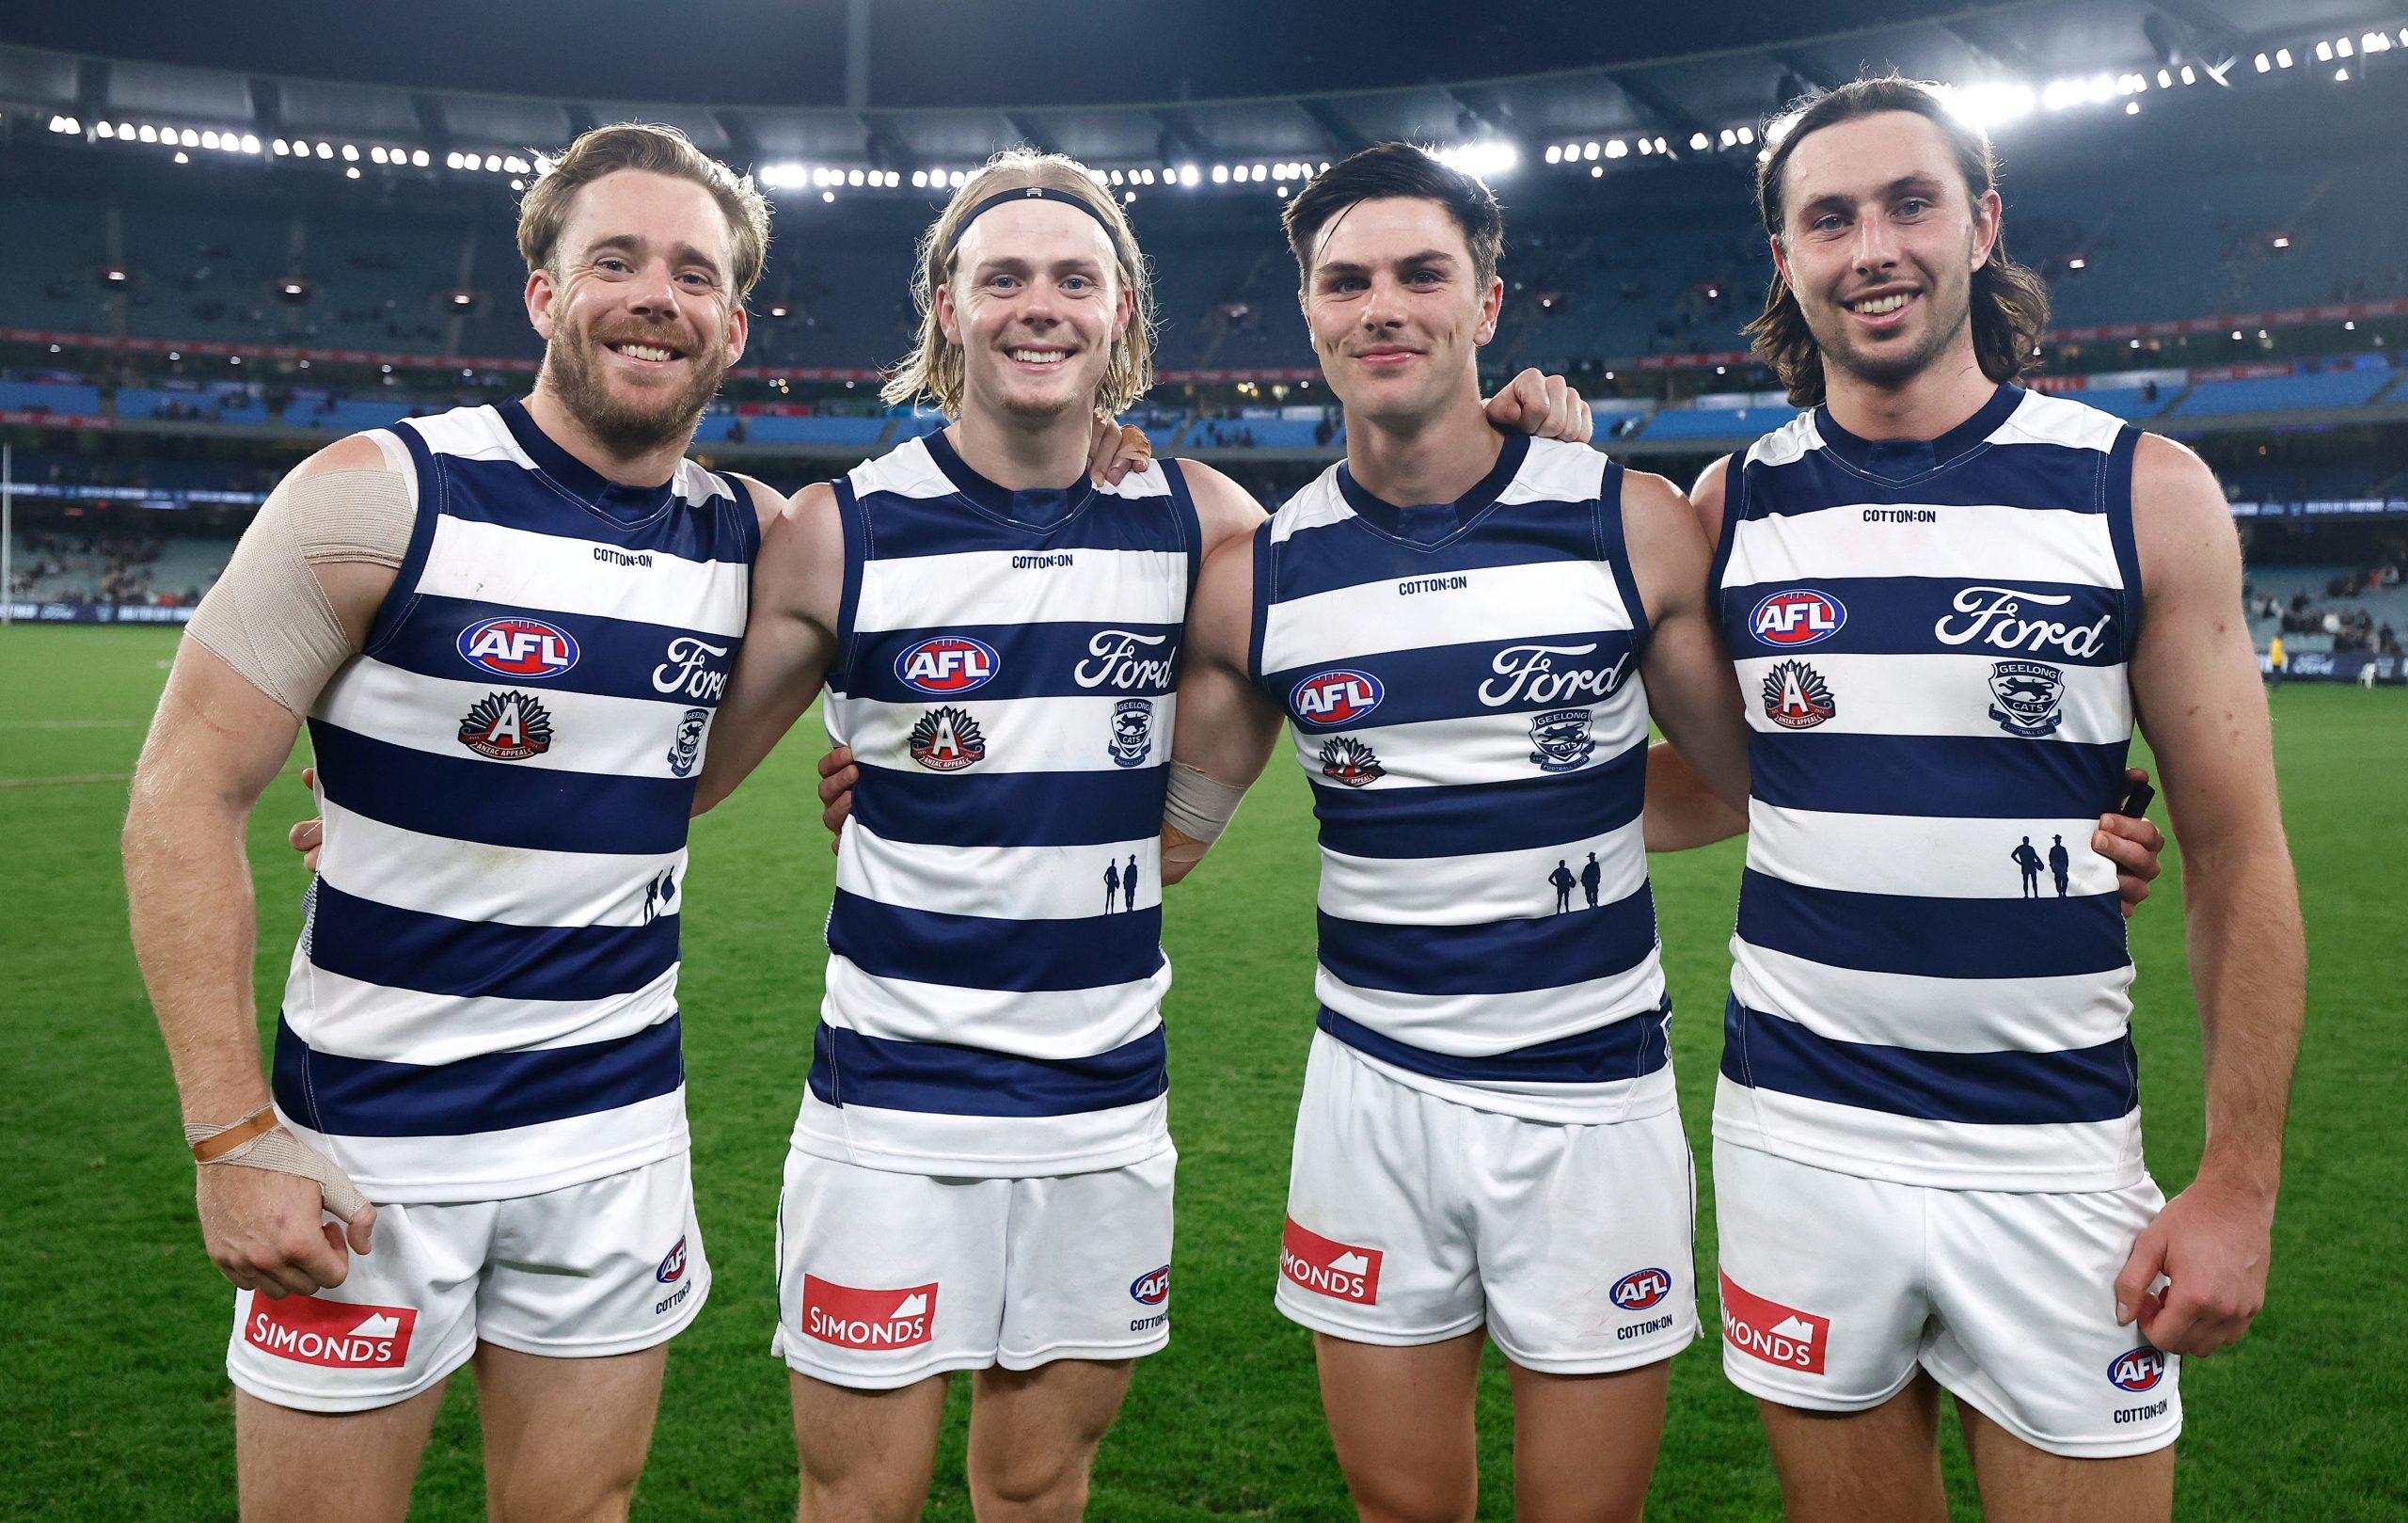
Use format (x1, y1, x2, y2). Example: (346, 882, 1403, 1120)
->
(490, 1448, 643, 1523)
(970, 1443, 1095, 1517)
(1346, 1469, 1477, 1523)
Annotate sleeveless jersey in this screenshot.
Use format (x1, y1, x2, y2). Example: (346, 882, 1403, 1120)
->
(1251, 434, 1672, 1124)
(273, 399, 754, 1202)
(1710, 385, 2146, 1192)
(803, 430, 1201, 1176)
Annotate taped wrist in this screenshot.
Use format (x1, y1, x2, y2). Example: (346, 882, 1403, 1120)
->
(1164, 761, 1247, 846)
(183, 464, 414, 718)
(185, 1114, 372, 1222)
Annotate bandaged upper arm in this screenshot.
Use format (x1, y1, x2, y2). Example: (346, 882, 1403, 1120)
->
(183, 461, 415, 718)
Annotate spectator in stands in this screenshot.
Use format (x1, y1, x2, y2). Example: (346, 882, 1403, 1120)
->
(2267, 630, 2286, 689)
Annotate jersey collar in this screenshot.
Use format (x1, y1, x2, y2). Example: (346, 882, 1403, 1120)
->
(1813, 383, 2025, 482)
(1337, 430, 1529, 547)
(498, 397, 680, 526)
(922, 426, 1097, 529)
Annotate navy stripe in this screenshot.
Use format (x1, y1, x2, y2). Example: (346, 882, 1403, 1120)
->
(831, 474, 867, 695)
(363, 422, 443, 657)
(848, 619, 1184, 705)
(433, 457, 750, 561)
(1704, 451, 1744, 600)
(309, 722, 695, 856)
(1719, 577, 2127, 665)
(273, 1013, 684, 1137)
(1246, 516, 1274, 686)
(1719, 997, 2137, 1125)
(376, 594, 739, 704)
(828, 889, 1165, 992)
(856, 483, 1188, 561)
(309, 882, 676, 1000)
(1318, 884, 1656, 995)
(808, 1023, 1167, 1117)
(2104, 424, 2144, 645)
(1744, 439, 2109, 515)
(1736, 869, 2130, 980)
(1312, 738, 1645, 858)
(1598, 465, 1652, 653)
(1747, 731, 2129, 819)
(1319, 1002, 1670, 1086)
(849, 761, 1168, 848)
(1269, 493, 1616, 601)
(1265, 627, 1644, 731)
(1160, 458, 1204, 618)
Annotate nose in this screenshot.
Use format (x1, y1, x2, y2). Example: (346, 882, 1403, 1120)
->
(1849, 212, 1902, 275)
(1358, 272, 1407, 330)
(622, 257, 680, 318)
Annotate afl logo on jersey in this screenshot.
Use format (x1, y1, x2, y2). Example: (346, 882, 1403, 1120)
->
(1611, 1268, 1672, 1311)
(1291, 669, 1384, 727)
(1751, 589, 1846, 648)
(656, 1236, 688, 1285)
(2108, 1346, 2165, 1392)
(458, 616, 579, 678)
(1130, 1266, 1170, 1306)
(897, 636, 1000, 695)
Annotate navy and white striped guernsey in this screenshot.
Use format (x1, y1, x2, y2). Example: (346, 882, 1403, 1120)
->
(803, 430, 1201, 1176)
(272, 400, 754, 1202)
(1250, 434, 1673, 1124)
(1711, 384, 2146, 1192)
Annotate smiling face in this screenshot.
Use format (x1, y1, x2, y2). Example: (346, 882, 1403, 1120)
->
(528, 168, 748, 456)
(1302, 196, 1500, 429)
(936, 199, 1130, 424)
(1770, 110, 1999, 394)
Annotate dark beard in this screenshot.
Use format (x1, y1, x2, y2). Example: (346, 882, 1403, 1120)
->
(543, 325, 728, 458)
(1814, 279, 1971, 392)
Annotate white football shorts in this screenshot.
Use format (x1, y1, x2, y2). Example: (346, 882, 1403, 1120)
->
(227, 1151, 706, 1413)
(771, 1144, 1176, 1391)
(1714, 1138, 2181, 1458)
(1275, 1032, 1699, 1373)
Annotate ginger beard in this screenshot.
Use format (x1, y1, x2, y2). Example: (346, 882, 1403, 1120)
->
(541, 298, 733, 459)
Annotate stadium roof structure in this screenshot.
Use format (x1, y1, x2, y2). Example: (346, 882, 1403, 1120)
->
(3, 0, 2401, 189)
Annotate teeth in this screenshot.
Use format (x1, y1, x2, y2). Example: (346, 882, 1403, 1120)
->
(1008, 349, 1067, 364)
(616, 343, 674, 362)
(1853, 293, 1910, 315)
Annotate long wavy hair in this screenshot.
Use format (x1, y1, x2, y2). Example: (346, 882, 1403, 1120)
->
(1747, 76, 2051, 406)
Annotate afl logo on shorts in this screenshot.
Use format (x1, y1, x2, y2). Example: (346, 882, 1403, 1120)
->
(1291, 669, 1384, 727)
(896, 635, 1000, 694)
(1750, 589, 1846, 648)
(2108, 1346, 2165, 1392)
(1130, 1266, 1170, 1306)
(458, 616, 579, 678)
(1611, 1267, 1672, 1311)
(656, 1236, 688, 1285)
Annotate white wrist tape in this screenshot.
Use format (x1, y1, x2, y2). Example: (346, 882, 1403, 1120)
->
(185, 1118, 373, 1222)
(1163, 761, 1247, 845)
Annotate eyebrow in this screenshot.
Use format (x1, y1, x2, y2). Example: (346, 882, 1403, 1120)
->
(1796, 173, 1951, 214)
(969, 253, 1107, 277)
(1314, 248, 1460, 280)
(580, 233, 726, 278)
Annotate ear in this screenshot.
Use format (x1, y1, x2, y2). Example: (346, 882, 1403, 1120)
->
(1970, 187, 2004, 270)
(526, 265, 559, 342)
(935, 278, 961, 348)
(723, 297, 751, 366)
(1767, 234, 1794, 291)
(1473, 274, 1504, 346)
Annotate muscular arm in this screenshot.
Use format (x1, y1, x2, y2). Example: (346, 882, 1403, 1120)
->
(1162, 527, 1287, 884)
(693, 477, 844, 814)
(1623, 468, 1751, 824)
(2114, 435, 2305, 1356)
(1640, 455, 1753, 851)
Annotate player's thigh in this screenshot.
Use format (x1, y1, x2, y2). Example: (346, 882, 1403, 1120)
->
(772, 1148, 1010, 1391)
(473, 1341, 668, 1523)
(1957, 1399, 2174, 1523)
(789, 1370, 952, 1523)
(1755, 1375, 1950, 1523)
(1922, 1179, 2180, 1469)
(478, 1155, 710, 1364)
(996, 1149, 1177, 1371)
(1275, 1036, 1481, 1345)
(1506, 1357, 1671, 1523)
(1314, 1328, 1487, 1523)
(234, 1385, 446, 1523)
(1475, 1104, 1697, 1378)
(965, 1358, 1136, 1514)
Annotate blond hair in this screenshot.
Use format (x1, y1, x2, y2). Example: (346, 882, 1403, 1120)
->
(882, 150, 1157, 418)
(517, 122, 772, 302)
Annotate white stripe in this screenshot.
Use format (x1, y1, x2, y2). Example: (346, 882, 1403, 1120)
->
(1269, 467, 1351, 544)
(286, 1089, 689, 1203)
(1315, 946, 1667, 1056)
(838, 820, 1161, 920)
(851, 547, 1188, 633)
(316, 656, 708, 780)
(1736, 651, 2131, 744)
(315, 799, 685, 928)
(1742, 412, 1821, 469)
(415, 516, 750, 636)
(848, 437, 952, 501)
(1287, 690, 1649, 794)
(821, 956, 1167, 1061)
(1729, 941, 2133, 1055)
(837, 692, 1173, 777)
(1725, 503, 2123, 587)
(1316, 815, 1648, 925)
(1494, 436, 1610, 506)
(1746, 801, 2124, 899)
(1261, 559, 1634, 673)
(1712, 1076, 2143, 1192)
(790, 1087, 1169, 1178)
(283, 955, 681, 1066)
(1991, 391, 2123, 454)
(404, 406, 532, 468)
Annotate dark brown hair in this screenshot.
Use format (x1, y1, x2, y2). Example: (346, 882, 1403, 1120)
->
(517, 122, 771, 301)
(1746, 76, 2050, 405)
(1283, 142, 1504, 298)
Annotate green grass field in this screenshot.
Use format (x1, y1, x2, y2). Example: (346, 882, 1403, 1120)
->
(5, 624, 2401, 1520)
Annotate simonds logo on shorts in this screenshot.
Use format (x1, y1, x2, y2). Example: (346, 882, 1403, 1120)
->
(802, 1277, 938, 1350)
(244, 1295, 417, 1369)
(1280, 1218, 1382, 1305)
(1719, 1270, 1829, 1375)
